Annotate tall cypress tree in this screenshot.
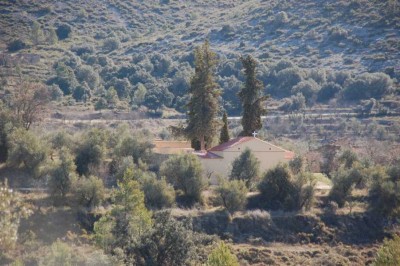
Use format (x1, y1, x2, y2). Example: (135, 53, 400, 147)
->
(185, 40, 220, 150)
(238, 55, 269, 136)
(219, 111, 230, 144)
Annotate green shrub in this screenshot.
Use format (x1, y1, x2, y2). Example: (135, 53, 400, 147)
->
(317, 82, 342, 103)
(230, 148, 260, 189)
(142, 176, 175, 210)
(328, 169, 355, 207)
(369, 166, 400, 219)
(258, 164, 315, 211)
(343, 73, 392, 101)
(7, 128, 48, 176)
(132, 211, 208, 265)
(216, 179, 248, 214)
(73, 175, 106, 208)
(49, 149, 76, 200)
(94, 169, 152, 256)
(291, 80, 320, 105)
(75, 128, 107, 176)
(56, 24, 72, 40)
(328, 166, 367, 207)
(289, 155, 304, 175)
(338, 149, 358, 169)
(207, 242, 239, 266)
(160, 153, 206, 204)
(279, 93, 306, 112)
(374, 234, 400, 266)
(114, 135, 154, 164)
(258, 164, 296, 210)
(7, 39, 26, 52)
(103, 37, 120, 51)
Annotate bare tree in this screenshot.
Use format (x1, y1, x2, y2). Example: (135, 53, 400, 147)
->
(11, 81, 51, 130)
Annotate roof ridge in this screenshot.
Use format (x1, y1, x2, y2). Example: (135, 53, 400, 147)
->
(208, 136, 254, 151)
(208, 137, 291, 152)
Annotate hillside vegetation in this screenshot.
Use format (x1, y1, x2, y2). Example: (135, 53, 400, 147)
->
(0, 0, 399, 115)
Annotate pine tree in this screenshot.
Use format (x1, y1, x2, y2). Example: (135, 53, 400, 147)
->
(238, 55, 269, 136)
(219, 112, 230, 144)
(186, 40, 220, 150)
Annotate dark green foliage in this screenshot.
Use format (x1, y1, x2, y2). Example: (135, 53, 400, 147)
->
(51, 131, 73, 150)
(185, 40, 220, 151)
(338, 149, 358, 169)
(289, 155, 304, 175)
(143, 84, 174, 111)
(49, 84, 63, 100)
(56, 24, 72, 40)
(75, 129, 107, 176)
(94, 169, 152, 260)
(279, 93, 306, 112)
(369, 166, 400, 219)
(49, 149, 76, 199)
(141, 176, 175, 210)
(343, 73, 392, 101)
(239, 55, 269, 136)
(7, 128, 47, 176)
(72, 84, 90, 102)
(216, 179, 248, 214)
(258, 164, 296, 210)
(130, 211, 204, 265)
(106, 77, 132, 99)
(7, 39, 26, 52)
(219, 112, 230, 144)
(114, 135, 154, 165)
(71, 44, 94, 56)
(317, 82, 342, 102)
(51, 62, 78, 95)
(219, 75, 242, 115)
(160, 153, 206, 204)
(267, 64, 303, 98)
(76, 65, 99, 90)
(103, 37, 120, 52)
(150, 53, 173, 77)
(291, 80, 320, 105)
(328, 26, 349, 42)
(258, 164, 315, 211)
(73, 175, 106, 208)
(319, 145, 340, 177)
(94, 97, 108, 111)
(328, 167, 366, 207)
(230, 148, 260, 189)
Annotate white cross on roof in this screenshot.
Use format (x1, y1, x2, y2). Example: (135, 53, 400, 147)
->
(252, 131, 258, 138)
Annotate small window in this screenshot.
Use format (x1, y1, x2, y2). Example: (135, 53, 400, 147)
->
(269, 148, 271, 150)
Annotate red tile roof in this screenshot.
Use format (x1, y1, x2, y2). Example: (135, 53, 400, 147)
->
(193, 151, 223, 159)
(208, 137, 254, 152)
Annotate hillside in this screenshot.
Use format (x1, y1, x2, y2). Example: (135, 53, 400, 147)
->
(0, 0, 399, 116)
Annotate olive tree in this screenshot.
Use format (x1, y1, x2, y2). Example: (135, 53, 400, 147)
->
(160, 153, 206, 204)
(216, 179, 248, 214)
(230, 148, 260, 189)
